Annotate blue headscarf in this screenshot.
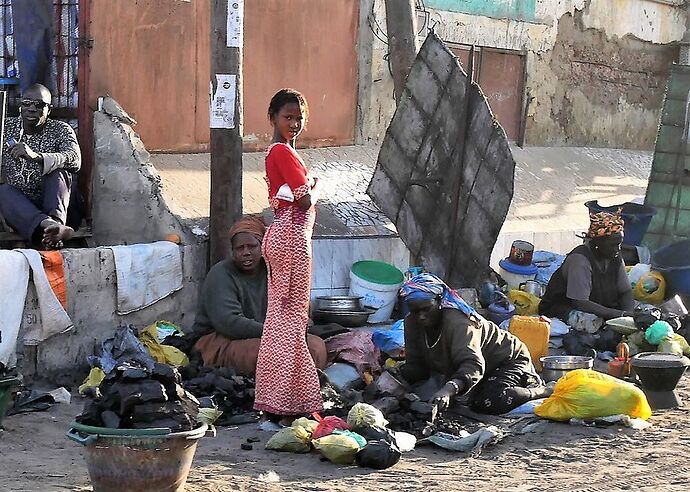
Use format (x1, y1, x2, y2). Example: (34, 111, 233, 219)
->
(399, 273, 476, 318)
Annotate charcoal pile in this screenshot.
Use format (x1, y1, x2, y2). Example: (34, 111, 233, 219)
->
(179, 352, 257, 425)
(78, 361, 199, 432)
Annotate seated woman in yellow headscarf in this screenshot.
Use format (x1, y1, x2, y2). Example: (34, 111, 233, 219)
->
(193, 215, 327, 375)
(539, 209, 634, 333)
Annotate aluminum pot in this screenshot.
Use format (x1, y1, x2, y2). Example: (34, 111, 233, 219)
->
(540, 355, 594, 382)
(315, 296, 363, 312)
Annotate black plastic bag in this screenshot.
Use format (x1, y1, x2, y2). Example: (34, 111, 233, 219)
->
(356, 439, 402, 469)
(358, 425, 398, 445)
(633, 305, 662, 330)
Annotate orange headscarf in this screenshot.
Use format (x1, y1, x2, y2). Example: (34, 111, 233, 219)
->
(228, 214, 267, 242)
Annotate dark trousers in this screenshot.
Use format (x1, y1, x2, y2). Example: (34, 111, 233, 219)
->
(0, 170, 73, 241)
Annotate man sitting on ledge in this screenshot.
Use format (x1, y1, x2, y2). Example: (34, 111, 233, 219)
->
(193, 215, 328, 375)
(0, 84, 81, 248)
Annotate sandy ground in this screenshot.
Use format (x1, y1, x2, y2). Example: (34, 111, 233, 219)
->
(1, 377, 689, 492)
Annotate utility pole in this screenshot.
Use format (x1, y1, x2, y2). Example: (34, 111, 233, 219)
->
(384, 0, 419, 103)
(210, 0, 244, 265)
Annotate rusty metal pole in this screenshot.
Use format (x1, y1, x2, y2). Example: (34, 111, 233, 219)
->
(384, 0, 419, 103)
(210, 0, 244, 265)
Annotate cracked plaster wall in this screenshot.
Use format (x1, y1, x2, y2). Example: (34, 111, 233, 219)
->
(358, 0, 686, 149)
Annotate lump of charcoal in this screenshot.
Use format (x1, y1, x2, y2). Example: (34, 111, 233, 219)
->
(131, 401, 195, 429)
(151, 363, 181, 385)
(410, 401, 434, 419)
(371, 397, 400, 415)
(107, 380, 169, 416)
(214, 377, 236, 393)
(216, 367, 236, 379)
(230, 376, 246, 387)
(120, 366, 149, 380)
(101, 410, 121, 429)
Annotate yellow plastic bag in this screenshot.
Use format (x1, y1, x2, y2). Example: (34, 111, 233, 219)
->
(292, 417, 319, 436)
(508, 289, 540, 316)
(78, 367, 106, 396)
(312, 434, 361, 464)
(634, 271, 665, 305)
(265, 426, 312, 453)
(535, 369, 652, 421)
(139, 322, 189, 367)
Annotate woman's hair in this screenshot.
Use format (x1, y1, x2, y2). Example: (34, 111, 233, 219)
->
(268, 88, 309, 123)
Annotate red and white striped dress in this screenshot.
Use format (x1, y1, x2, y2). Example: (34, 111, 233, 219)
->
(253, 143, 323, 415)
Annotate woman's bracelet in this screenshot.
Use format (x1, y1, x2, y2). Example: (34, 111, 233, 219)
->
(446, 380, 460, 395)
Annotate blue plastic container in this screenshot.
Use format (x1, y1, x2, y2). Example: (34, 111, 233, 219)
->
(584, 200, 656, 246)
(652, 239, 690, 296)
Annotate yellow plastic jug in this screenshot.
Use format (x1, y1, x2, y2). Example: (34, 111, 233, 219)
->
(508, 315, 550, 372)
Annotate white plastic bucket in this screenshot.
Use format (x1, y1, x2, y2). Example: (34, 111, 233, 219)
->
(349, 271, 402, 323)
(498, 267, 537, 290)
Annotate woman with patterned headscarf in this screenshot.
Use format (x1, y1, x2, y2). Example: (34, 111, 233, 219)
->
(399, 273, 552, 415)
(539, 209, 634, 332)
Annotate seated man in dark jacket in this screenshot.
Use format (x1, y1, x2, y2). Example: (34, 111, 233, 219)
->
(193, 215, 327, 375)
(399, 274, 551, 415)
(539, 209, 634, 333)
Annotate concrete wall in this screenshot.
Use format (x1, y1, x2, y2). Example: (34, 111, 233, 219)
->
(91, 98, 193, 246)
(357, 0, 685, 149)
(19, 244, 207, 385)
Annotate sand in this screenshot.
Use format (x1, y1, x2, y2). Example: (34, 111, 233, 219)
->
(2, 378, 689, 492)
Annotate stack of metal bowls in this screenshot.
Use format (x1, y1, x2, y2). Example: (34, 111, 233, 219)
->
(312, 296, 375, 327)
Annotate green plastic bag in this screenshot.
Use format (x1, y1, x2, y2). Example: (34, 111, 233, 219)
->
(265, 426, 312, 453)
(313, 434, 361, 464)
(333, 429, 366, 449)
(535, 369, 652, 421)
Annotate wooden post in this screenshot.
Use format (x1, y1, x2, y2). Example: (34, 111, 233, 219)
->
(384, 0, 419, 103)
(210, 0, 244, 265)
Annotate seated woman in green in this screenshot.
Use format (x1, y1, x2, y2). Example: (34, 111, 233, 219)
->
(193, 215, 327, 375)
(399, 274, 552, 415)
(539, 210, 634, 332)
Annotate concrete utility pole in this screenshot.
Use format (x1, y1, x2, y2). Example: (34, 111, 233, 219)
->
(384, 0, 419, 103)
(210, 0, 244, 265)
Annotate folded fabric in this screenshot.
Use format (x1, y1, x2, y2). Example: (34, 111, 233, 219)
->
(0, 249, 73, 367)
(108, 241, 184, 315)
(40, 250, 67, 309)
(0, 251, 30, 367)
(16, 249, 73, 346)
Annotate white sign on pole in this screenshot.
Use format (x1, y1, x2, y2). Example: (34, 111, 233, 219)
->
(210, 74, 236, 129)
(227, 0, 244, 48)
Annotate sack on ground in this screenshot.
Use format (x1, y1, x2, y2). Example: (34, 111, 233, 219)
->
(347, 402, 388, 430)
(291, 417, 319, 436)
(312, 415, 351, 439)
(355, 439, 402, 469)
(312, 434, 361, 464)
(333, 429, 366, 448)
(265, 426, 312, 453)
(535, 369, 652, 421)
(357, 425, 398, 445)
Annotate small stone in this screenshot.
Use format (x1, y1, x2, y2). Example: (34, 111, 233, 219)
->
(241, 443, 253, 451)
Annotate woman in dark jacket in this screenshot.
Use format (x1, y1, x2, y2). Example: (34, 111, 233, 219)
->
(539, 210, 634, 331)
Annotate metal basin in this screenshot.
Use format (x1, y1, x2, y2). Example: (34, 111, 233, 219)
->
(540, 355, 594, 382)
(312, 308, 375, 327)
(315, 296, 363, 312)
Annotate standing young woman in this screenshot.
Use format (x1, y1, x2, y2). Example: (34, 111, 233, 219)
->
(253, 89, 323, 425)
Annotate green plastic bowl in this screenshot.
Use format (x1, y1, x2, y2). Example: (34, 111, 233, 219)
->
(351, 260, 404, 286)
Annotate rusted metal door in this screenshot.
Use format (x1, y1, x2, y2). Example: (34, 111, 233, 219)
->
(477, 48, 524, 142)
(448, 44, 524, 142)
